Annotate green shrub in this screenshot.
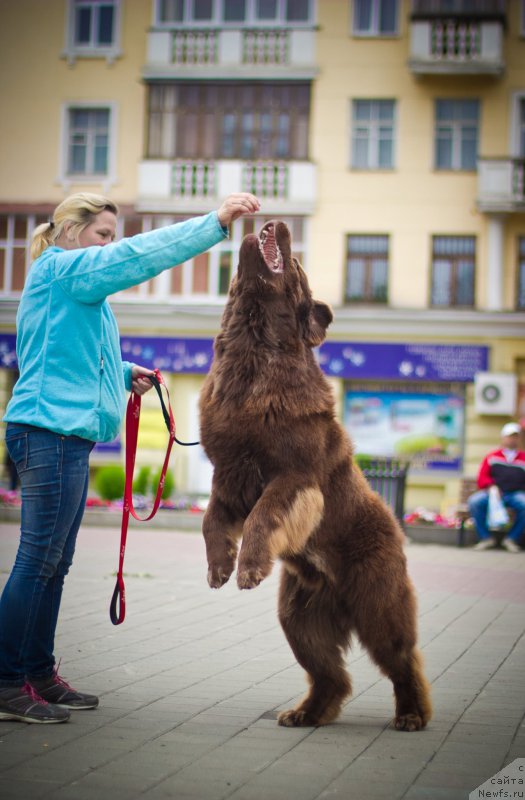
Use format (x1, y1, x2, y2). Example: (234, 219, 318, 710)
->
(150, 467, 175, 500)
(354, 454, 373, 469)
(94, 465, 125, 501)
(132, 465, 151, 496)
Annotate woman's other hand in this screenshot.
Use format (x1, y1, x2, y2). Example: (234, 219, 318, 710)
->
(131, 365, 155, 396)
(217, 193, 260, 227)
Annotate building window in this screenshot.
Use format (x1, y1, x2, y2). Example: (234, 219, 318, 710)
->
(345, 235, 388, 303)
(352, 0, 398, 36)
(66, 108, 110, 176)
(518, 238, 525, 310)
(74, 0, 115, 46)
(156, 0, 313, 25)
(351, 100, 395, 169)
(435, 99, 479, 171)
(64, 0, 121, 63)
(147, 82, 310, 160)
(114, 214, 307, 301)
(431, 236, 475, 308)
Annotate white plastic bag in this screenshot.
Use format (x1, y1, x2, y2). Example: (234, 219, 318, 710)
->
(486, 485, 509, 529)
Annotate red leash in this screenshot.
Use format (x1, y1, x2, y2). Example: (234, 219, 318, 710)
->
(110, 369, 176, 625)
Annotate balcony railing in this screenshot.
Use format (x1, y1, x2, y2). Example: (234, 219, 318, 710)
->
(137, 158, 316, 213)
(172, 160, 216, 197)
(242, 161, 288, 198)
(172, 30, 218, 64)
(144, 27, 315, 77)
(477, 158, 525, 212)
(431, 19, 481, 59)
(242, 30, 289, 64)
(409, 16, 504, 74)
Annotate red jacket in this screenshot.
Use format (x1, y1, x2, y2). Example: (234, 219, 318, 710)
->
(477, 449, 525, 493)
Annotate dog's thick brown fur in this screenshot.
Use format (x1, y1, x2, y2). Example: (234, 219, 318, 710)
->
(199, 221, 432, 731)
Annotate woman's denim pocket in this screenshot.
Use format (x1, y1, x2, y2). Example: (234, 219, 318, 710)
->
(5, 428, 28, 473)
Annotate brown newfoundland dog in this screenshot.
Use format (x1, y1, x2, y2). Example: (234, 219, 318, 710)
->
(199, 221, 432, 731)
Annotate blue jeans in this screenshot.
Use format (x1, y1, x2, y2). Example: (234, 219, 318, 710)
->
(0, 423, 94, 687)
(468, 489, 525, 544)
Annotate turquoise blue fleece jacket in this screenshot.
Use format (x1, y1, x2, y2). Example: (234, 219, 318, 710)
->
(4, 212, 227, 442)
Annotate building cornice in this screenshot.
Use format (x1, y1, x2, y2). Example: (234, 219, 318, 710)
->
(2, 301, 523, 341)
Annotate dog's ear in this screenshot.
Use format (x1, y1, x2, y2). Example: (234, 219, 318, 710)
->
(306, 301, 333, 347)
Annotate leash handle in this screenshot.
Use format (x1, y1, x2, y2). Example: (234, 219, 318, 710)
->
(110, 368, 174, 625)
(149, 371, 199, 447)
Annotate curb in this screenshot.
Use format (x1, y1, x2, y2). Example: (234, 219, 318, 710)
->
(0, 505, 204, 532)
(1, 506, 477, 545)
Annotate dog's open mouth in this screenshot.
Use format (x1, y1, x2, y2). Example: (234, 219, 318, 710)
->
(258, 224, 284, 274)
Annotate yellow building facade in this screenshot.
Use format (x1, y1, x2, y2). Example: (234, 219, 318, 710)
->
(1, 0, 524, 516)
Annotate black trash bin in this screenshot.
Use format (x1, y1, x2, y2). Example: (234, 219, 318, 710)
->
(358, 457, 410, 528)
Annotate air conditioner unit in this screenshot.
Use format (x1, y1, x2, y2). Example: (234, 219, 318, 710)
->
(474, 372, 517, 415)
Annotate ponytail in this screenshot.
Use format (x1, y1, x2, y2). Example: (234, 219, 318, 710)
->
(30, 222, 57, 261)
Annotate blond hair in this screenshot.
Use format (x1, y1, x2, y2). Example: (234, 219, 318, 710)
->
(30, 192, 119, 260)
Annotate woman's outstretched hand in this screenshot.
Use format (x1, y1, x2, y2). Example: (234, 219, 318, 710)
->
(217, 193, 260, 227)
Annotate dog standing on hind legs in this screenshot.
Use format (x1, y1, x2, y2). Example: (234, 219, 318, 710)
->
(199, 220, 432, 731)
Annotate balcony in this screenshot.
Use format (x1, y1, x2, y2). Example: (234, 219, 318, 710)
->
(136, 159, 317, 215)
(408, 1, 506, 76)
(477, 158, 525, 213)
(143, 27, 317, 80)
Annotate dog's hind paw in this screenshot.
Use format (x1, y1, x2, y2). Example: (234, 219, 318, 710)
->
(207, 566, 232, 589)
(236, 566, 267, 590)
(277, 709, 316, 727)
(394, 713, 425, 732)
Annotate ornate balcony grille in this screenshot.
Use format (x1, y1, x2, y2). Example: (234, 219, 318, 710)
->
(172, 30, 218, 64)
(171, 160, 216, 197)
(242, 161, 288, 199)
(242, 30, 289, 64)
(431, 20, 481, 60)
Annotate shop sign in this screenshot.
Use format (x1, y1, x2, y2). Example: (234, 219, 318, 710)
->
(0, 333, 489, 383)
(319, 342, 489, 382)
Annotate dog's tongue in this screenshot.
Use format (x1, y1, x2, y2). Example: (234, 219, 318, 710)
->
(258, 225, 284, 273)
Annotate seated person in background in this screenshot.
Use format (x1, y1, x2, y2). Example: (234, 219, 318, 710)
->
(469, 422, 525, 553)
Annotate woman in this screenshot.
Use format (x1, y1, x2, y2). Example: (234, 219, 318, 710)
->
(0, 190, 260, 724)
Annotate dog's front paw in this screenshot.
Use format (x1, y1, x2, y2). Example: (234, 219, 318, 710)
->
(207, 564, 234, 589)
(236, 564, 269, 590)
(394, 713, 425, 732)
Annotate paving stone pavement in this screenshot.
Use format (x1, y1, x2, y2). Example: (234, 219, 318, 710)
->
(0, 521, 524, 800)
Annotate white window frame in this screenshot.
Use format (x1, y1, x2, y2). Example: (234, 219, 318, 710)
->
(350, 99, 397, 170)
(153, 0, 315, 28)
(63, 0, 122, 65)
(0, 214, 37, 296)
(351, 0, 399, 38)
(58, 101, 118, 191)
(434, 99, 479, 172)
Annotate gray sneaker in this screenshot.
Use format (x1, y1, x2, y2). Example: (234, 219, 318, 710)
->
(472, 537, 497, 551)
(0, 684, 70, 724)
(29, 671, 99, 710)
(501, 538, 521, 554)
